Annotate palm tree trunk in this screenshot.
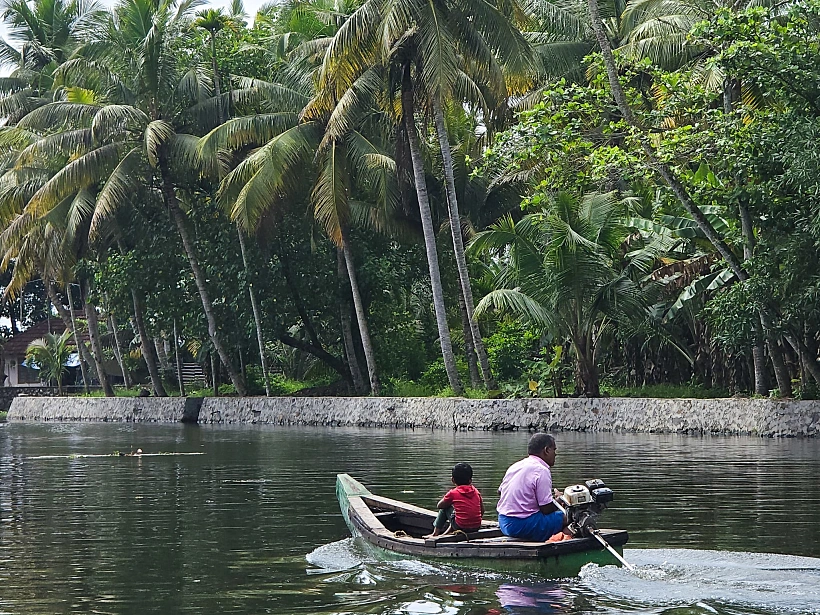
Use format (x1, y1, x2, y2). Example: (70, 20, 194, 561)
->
(738, 202, 770, 395)
(401, 64, 463, 395)
(277, 238, 324, 349)
(338, 248, 366, 395)
(432, 97, 495, 390)
(784, 333, 820, 386)
(115, 239, 166, 395)
(45, 279, 96, 387)
(237, 228, 271, 396)
(65, 283, 90, 393)
(158, 159, 246, 396)
(750, 324, 769, 395)
(173, 319, 185, 396)
(108, 311, 132, 388)
(341, 228, 380, 395)
(130, 289, 167, 396)
(155, 337, 171, 372)
(767, 337, 792, 397)
(457, 289, 481, 388)
(83, 279, 115, 397)
(574, 336, 600, 397)
(8, 298, 19, 335)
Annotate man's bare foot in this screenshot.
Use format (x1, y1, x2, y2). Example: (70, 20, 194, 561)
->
(547, 530, 575, 543)
(424, 528, 442, 539)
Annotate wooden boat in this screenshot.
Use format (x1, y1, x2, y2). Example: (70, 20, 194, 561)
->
(336, 473, 629, 577)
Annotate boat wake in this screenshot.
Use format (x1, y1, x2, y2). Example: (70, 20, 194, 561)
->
(306, 538, 493, 580)
(580, 548, 820, 614)
(306, 538, 369, 573)
(307, 542, 820, 614)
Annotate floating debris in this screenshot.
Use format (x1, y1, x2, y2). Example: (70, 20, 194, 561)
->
(27, 451, 205, 460)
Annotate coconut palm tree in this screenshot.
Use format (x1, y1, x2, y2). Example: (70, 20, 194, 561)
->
(203, 101, 395, 395)
(620, 0, 795, 81)
(26, 329, 75, 394)
(194, 6, 276, 395)
(18, 0, 248, 394)
(0, 119, 119, 396)
(471, 191, 651, 396)
(199, 1, 404, 395)
(0, 0, 105, 119)
(315, 0, 535, 394)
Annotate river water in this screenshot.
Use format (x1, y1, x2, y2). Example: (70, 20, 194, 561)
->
(0, 423, 818, 615)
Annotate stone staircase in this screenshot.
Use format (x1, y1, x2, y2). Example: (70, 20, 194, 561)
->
(180, 363, 207, 387)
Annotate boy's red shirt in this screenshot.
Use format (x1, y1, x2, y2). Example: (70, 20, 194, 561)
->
(442, 484, 483, 530)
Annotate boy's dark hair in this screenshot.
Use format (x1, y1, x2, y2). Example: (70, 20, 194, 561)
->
(452, 462, 473, 485)
(527, 432, 556, 455)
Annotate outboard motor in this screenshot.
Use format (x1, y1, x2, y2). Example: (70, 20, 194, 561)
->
(559, 479, 614, 537)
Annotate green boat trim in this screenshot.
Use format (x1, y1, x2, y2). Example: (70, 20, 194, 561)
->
(336, 473, 629, 578)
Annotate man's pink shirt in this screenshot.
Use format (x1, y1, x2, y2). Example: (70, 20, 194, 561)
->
(496, 455, 553, 518)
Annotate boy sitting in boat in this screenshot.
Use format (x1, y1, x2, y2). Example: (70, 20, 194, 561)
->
(425, 462, 485, 538)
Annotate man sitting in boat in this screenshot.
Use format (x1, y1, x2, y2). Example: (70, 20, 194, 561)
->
(425, 462, 485, 538)
(496, 433, 571, 542)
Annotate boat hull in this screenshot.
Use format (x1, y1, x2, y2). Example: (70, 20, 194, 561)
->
(336, 473, 629, 577)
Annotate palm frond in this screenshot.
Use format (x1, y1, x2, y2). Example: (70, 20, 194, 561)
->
(90, 147, 143, 239)
(319, 0, 384, 95)
(198, 112, 298, 159)
(17, 129, 94, 165)
(26, 142, 122, 217)
(320, 66, 383, 145)
(17, 101, 100, 130)
(474, 288, 555, 328)
(416, 0, 459, 100)
(312, 140, 349, 245)
(168, 133, 221, 179)
(221, 122, 322, 230)
(144, 119, 175, 167)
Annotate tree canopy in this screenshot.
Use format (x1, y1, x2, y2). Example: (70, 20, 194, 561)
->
(1, 0, 819, 399)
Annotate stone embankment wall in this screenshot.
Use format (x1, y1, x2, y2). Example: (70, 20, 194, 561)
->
(0, 387, 59, 411)
(8, 396, 202, 423)
(7, 395, 820, 436)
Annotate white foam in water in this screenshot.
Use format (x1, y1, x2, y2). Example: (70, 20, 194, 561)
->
(580, 548, 820, 614)
(306, 538, 368, 572)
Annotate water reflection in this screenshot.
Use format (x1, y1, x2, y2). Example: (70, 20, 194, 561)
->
(494, 583, 568, 613)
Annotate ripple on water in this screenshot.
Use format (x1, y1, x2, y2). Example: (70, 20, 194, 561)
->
(580, 548, 820, 614)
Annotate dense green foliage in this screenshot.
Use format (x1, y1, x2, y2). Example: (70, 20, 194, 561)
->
(1, 0, 819, 399)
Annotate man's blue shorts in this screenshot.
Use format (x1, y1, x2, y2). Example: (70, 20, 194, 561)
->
(498, 511, 564, 542)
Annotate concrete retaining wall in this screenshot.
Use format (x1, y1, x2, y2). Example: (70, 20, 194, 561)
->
(8, 395, 820, 437)
(0, 387, 58, 411)
(7, 396, 202, 423)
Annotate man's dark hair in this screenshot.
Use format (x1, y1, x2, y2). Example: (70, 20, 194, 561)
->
(452, 462, 473, 485)
(527, 433, 556, 455)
